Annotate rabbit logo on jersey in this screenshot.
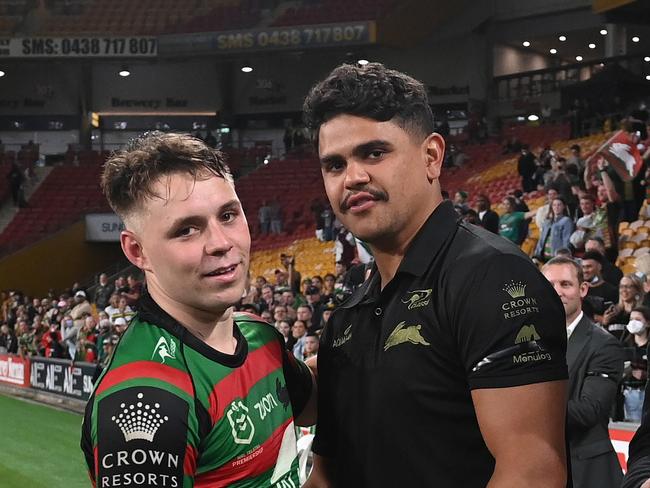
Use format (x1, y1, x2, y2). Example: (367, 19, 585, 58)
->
(97, 387, 187, 487)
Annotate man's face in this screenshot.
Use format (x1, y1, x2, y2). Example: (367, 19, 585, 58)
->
(261, 286, 273, 302)
(318, 114, 443, 245)
(547, 189, 558, 202)
(292, 321, 306, 339)
(273, 306, 287, 321)
(123, 174, 250, 316)
(261, 310, 272, 323)
(281, 291, 294, 306)
(277, 321, 290, 337)
(118, 297, 128, 309)
(543, 264, 587, 322)
(99, 274, 108, 285)
(581, 259, 600, 281)
(335, 262, 346, 276)
(296, 306, 312, 322)
(476, 197, 489, 211)
(579, 198, 594, 215)
(307, 291, 321, 304)
(109, 294, 119, 307)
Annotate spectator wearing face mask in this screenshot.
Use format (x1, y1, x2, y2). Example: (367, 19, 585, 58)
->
(622, 306, 650, 422)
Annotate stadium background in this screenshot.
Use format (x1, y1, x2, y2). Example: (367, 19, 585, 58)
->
(0, 0, 649, 486)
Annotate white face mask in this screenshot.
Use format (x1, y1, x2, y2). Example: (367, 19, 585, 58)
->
(627, 319, 646, 335)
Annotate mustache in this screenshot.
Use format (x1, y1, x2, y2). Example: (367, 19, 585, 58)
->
(340, 187, 388, 212)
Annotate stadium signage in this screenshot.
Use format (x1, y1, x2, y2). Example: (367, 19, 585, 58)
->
(159, 21, 376, 55)
(0, 354, 30, 387)
(30, 357, 96, 401)
(86, 213, 125, 242)
(0, 37, 157, 57)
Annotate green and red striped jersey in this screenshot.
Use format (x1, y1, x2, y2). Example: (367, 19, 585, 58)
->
(81, 292, 312, 488)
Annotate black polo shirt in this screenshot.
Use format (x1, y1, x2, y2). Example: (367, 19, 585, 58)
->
(313, 200, 568, 487)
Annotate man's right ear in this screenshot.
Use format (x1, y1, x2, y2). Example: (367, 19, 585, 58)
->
(120, 230, 147, 270)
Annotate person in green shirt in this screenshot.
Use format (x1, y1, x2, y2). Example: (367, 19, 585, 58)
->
(499, 196, 525, 243)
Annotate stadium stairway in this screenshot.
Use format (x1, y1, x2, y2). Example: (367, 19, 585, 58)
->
(0, 165, 53, 235)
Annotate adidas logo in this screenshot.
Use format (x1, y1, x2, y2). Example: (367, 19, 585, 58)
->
(111, 392, 168, 443)
(503, 280, 526, 298)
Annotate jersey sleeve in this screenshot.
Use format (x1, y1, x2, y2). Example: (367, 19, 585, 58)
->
(81, 381, 197, 488)
(451, 253, 568, 389)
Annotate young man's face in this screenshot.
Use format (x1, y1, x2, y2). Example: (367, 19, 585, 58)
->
(304, 335, 319, 354)
(123, 174, 250, 317)
(579, 198, 594, 215)
(318, 114, 443, 246)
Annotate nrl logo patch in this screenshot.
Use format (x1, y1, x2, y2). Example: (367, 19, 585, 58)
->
(384, 321, 430, 351)
(401, 289, 432, 310)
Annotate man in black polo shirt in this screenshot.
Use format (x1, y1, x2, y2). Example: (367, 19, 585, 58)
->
(302, 63, 569, 487)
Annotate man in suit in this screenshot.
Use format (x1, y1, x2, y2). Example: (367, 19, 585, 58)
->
(476, 193, 499, 234)
(542, 256, 624, 488)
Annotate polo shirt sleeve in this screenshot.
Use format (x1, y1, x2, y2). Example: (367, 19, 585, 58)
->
(452, 253, 568, 389)
(311, 322, 337, 457)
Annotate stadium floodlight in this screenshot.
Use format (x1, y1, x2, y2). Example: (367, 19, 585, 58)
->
(0, 70, 5, 77)
(647, 75, 650, 81)
(632, 36, 640, 43)
(241, 66, 253, 73)
(522, 41, 530, 47)
(559, 35, 567, 42)
(645, 56, 650, 62)
(527, 114, 539, 122)
(575, 55, 583, 61)
(589, 43, 596, 49)
(550, 48, 557, 54)
(600, 29, 608, 36)
(357, 59, 369, 66)
(118, 67, 130, 77)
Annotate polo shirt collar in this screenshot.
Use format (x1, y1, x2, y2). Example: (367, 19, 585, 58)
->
(339, 200, 459, 309)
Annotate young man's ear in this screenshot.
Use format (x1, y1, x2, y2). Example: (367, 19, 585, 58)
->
(120, 230, 149, 271)
(424, 132, 445, 183)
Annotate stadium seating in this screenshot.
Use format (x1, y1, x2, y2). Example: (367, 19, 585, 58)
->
(249, 236, 335, 281)
(0, 158, 110, 256)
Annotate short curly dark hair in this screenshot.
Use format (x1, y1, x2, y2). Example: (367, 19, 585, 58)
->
(303, 63, 434, 146)
(101, 131, 232, 222)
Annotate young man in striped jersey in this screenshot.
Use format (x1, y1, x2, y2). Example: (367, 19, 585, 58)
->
(81, 132, 316, 488)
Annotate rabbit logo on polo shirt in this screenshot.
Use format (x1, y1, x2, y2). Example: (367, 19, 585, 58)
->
(98, 387, 187, 488)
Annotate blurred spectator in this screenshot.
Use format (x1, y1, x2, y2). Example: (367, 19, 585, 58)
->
(534, 197, 574, 262)
(269, 199, 283, 234)
(303, 333, 319, 360)
(93, 273, 114, 310)
(305, 287, 324, 329)
(122, 274, 142, 306)
(260, 310, 273, 323)
(453, 191, 469, 213)
(585, 237, 622, 287)
(602, 274, 645, 340)
(8, 162, 26, 207)
(322, 273, 336, 300)
(70, 290, 92, 328)
(257, 285, 276, 313)
(567, 144, 585, 174)
(545, 156, 577, 211)
(622, 306, 650, 422)
(17, 320, 35, 357)
(0, 323, 17, 353)
(280, 253, 301, 295)
(535, 187, 559, 231)
(582, 251, 619, 321)
(296, 305, 314, 331)
(460, 208, 480, 226)
(272, 305, 288, 327)
(517, 145, 537, 192)
(258, 201, 271, 234)
(113, 317, 129, 336)
(475, 194, 499, 234)
(41, 322, 63, 358)
(570, 194, 600, 253)
(320, 205, 335, 241)
(104, 294, 120, 323)
(113, 297, 135, 324)
(277, 319, 294, 350)
(114, 275, 129, 295)
(292, 319, 308, 360)
(499, 196, 532, 245)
